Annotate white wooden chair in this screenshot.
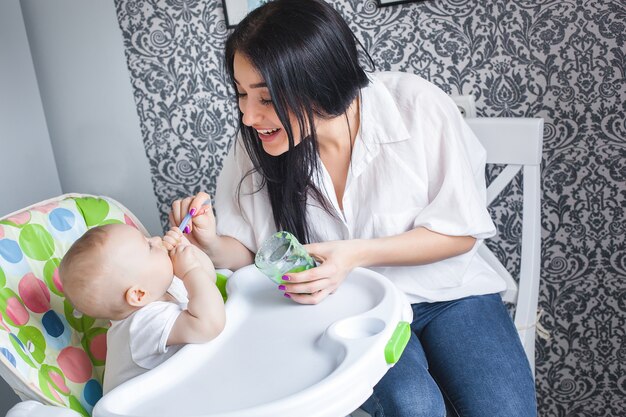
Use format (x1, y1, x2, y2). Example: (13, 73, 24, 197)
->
(466, 117, 544, 373)
(350, 118, 544, 417)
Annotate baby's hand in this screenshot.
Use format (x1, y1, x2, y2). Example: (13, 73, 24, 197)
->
(171, 244, 204, 280)
(164, 227, 215, 280)
(189, 244, 216, 278)
(162, 227, 189, 251)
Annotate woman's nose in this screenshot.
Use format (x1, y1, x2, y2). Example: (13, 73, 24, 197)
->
(241, 101, 263, 127)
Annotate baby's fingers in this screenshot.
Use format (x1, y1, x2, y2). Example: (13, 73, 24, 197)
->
(162, 240, 176, 251)
(165, 227, 183, 238)
(172, 243, 190, 254)
(163, 228, 183, 250)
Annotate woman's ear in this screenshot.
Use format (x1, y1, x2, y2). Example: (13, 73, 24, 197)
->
(125, 285, 149, 307)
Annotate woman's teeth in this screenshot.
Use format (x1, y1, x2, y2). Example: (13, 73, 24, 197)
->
(258, 128, 279, 135)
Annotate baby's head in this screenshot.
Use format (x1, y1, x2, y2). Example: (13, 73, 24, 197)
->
(59, 224, 174, 320)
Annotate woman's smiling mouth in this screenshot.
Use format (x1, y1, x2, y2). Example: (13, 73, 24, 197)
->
(256, 128, 281, 142)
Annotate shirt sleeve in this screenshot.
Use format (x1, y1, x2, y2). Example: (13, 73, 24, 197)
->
(411, 90, 496, 240)
(129, 302, 183, 369)
(214, 143, 259, 252)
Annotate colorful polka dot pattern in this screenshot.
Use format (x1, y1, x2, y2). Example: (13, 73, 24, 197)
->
(0, 195, 142, 416)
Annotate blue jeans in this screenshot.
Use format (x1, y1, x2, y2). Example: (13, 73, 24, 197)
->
(361, 293, 537, 417)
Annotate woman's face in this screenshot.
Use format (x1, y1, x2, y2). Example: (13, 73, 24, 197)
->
(233, 52, 301, 156)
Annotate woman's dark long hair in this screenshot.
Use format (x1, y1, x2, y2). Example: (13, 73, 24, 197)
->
(224, 0, 370, 243)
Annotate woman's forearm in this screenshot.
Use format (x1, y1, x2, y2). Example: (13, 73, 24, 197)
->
(352, 227, 476, 268)
(205, 235, 254, 270)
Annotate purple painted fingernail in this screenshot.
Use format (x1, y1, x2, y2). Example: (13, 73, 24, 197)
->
(282, 275, 290, 281)
(278, 285, 286, 291)
(184, 225, 190, 234)
(189, 208, 197, 216)
(284, 293, 291, 298)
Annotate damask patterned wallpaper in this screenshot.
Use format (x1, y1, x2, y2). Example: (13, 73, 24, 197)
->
(114, 0, 625, 415)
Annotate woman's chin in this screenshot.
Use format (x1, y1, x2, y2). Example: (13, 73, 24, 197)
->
(260, 137, 289, 156)
(262, 144, 288, 156)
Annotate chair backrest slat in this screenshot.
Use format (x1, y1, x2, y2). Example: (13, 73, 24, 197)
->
(486, 164, 521, 206)
(466, 117, 544, 373)
(466, 118, 543, 165)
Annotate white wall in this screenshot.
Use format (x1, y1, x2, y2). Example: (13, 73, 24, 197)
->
(0, 2, 45, 413)
(0, 8, 55, 410)
(0, 0, 163, 411)
(0, 0, 62, 218)
(0, 0, 45, 410)
(20, 0, 162, 235)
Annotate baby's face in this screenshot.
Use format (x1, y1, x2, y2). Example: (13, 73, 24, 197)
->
(104, 224, 174, 301)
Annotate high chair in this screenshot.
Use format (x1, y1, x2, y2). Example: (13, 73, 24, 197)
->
(0, 194, 145, 416)
(2, 194, 413, 417)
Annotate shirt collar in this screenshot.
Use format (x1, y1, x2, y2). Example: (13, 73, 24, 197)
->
(312, 74, 412, 194)
(358, 73, 411, 144)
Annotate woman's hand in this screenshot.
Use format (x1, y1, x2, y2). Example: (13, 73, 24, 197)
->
(277, 230, 477, 304)
(279, 240, 363, 304)
(169, 192, 255, 270)
(169, 192, 217, 254)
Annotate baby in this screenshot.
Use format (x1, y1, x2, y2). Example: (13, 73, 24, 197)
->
(59, 223, 225, 394)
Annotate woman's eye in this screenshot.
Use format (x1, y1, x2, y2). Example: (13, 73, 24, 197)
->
(236, 92, 247, 99)
(260, 98, 273, 106)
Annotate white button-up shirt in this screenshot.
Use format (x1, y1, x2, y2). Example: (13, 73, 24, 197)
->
(215, 72, 505, 303)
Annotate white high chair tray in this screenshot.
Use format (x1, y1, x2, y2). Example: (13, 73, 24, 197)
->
(94, 265, 412, 417)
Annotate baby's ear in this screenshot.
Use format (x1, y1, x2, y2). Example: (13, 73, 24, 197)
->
(125, 285, 149, 307)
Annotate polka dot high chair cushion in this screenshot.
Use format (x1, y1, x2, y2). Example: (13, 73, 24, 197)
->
(0, 194, 148, 416)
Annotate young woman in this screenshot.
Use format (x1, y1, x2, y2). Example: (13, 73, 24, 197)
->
(170, 0, 537, 415)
